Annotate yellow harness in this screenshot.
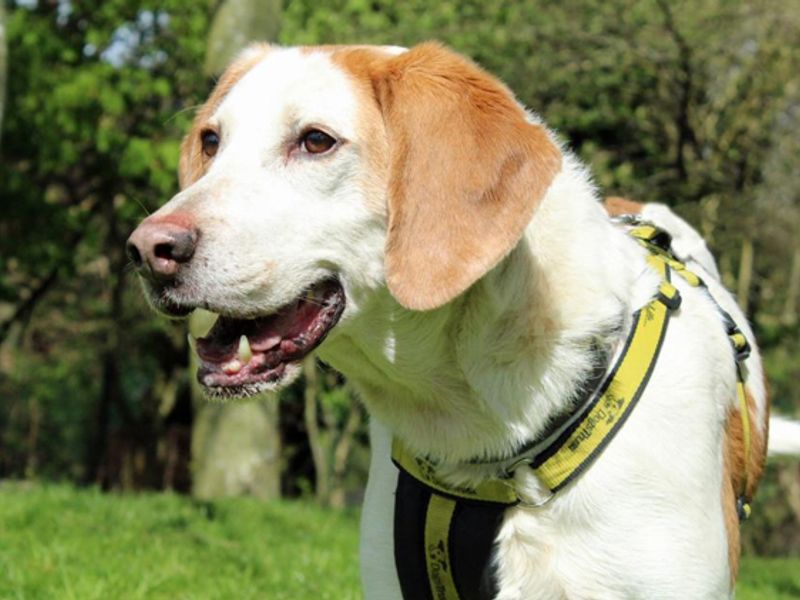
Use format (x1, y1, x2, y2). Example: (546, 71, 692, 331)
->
(629, 224, 753, 519)
(390, 224, 753, 600)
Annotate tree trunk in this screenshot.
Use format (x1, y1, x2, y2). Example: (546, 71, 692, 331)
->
(189, 0, 284, 501)
(699, 195, 719, 247)
(329, 400, 362, 509)
(303, 355, 330, 504)
(191, 398, 282, 500)
(736, 236, 753, 315)
(0, 0, 7, 143)
(189, 310, 282, 500)
(782, 247, 800, 325)
(204, 0, 281, 75)
(304, 361, 363, 508)
(24, 397, 40, 479)
(85, 196, 129, 487)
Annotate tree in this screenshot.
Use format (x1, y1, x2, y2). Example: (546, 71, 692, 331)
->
(302, 357, 364, 507)
(189, 0, 283, 501)
(0, 0, 7, 142)
(0, 1, 211, 486)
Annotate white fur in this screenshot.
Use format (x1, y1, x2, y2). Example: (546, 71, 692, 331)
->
(149, 46, 775, 599)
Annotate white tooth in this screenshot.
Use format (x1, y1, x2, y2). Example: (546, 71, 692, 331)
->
(238, 335, 253, 364)
(222, 359, 243, 374)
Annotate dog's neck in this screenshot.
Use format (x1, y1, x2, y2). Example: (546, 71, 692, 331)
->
(320, 154, 652, 464)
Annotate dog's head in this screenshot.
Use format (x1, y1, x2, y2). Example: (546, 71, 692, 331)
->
(127, 43, 561, 398)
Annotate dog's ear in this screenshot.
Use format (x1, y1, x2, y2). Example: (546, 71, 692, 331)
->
(372, 43, 561, 311)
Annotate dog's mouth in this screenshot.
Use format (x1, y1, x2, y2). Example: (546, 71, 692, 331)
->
(194, 278, 345, 399)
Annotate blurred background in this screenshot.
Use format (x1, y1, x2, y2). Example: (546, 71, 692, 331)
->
(1, 0, 799, 586)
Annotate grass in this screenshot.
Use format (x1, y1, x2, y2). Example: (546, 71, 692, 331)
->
(1, 484, 799, 599)
(0, 484, 360, 600)
(738, 557, 800, 600)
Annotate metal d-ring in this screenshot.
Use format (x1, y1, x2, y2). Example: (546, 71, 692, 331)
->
(502, 457, 556, 508)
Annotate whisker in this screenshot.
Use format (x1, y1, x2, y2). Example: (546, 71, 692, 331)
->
(130, 195, 151, 216)
(302, 298, 328, 308)
(164, 103, 204, 125)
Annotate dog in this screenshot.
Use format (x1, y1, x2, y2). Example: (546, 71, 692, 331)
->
(128, 43, 798, 599)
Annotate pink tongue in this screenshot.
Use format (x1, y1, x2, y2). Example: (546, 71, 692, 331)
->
(196, 300, 323, 363)
(252, 334, 281, 352)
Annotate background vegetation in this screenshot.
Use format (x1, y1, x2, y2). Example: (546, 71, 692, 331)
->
(1, 0, 799, 591)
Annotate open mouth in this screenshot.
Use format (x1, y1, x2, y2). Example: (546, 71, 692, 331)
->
(193, 278, 345, 398)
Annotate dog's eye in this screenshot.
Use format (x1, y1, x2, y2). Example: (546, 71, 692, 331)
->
(301, 129, 337, 155)
(201, 130, 220, 158)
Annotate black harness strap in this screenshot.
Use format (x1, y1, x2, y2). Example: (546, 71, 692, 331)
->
(394, 468, 505, 600)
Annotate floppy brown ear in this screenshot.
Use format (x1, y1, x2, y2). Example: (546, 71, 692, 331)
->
(372, 43, 561, 311)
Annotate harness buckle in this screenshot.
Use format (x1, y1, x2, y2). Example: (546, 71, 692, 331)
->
(627, 223, 674, 252)
(729, 332, 751, 361)
(501, 458, 556, 508)
(657, 282, 682, 310)
(501, 454, 533, 479)
(736, 495, 752, 521)
(517, 490, 556, 509)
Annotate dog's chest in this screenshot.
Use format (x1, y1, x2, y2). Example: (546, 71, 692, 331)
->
(359, 423, 594, 600)
(362, 412, 732, 600)
(360, 458, 600, 600)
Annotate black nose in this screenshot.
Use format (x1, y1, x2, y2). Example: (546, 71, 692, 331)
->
(126, 220, 199, 283)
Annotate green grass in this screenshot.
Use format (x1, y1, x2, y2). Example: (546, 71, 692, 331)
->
(0, 484, 360, 600)
(738, 557, 800, 600)
(1, 484, 799, 599)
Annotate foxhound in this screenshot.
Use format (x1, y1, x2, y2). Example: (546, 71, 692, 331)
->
(128, 43, 800, 599)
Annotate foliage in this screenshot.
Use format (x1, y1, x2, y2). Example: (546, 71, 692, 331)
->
(1, 0, 212, 485)
(0, 0, 6, 138)
(1, 1, 208, 287)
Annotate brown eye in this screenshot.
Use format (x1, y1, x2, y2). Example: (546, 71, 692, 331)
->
(201, 130, 219, 158)
(301, 129, 337, 155)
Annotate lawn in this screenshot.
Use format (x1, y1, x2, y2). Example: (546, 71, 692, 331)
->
(1, 484, 798, 599)
(0, 484, 360, 600)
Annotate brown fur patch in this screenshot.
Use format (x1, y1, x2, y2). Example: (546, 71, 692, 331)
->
(330, 47, 395, 217)
(721, 423, 741, 584)
(301, 44, 368, 55)
(603, 196, 644, 217)
(335, 42, 562, 310)
(178, 44, 272, 188)
(722, 382, 769, 584)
